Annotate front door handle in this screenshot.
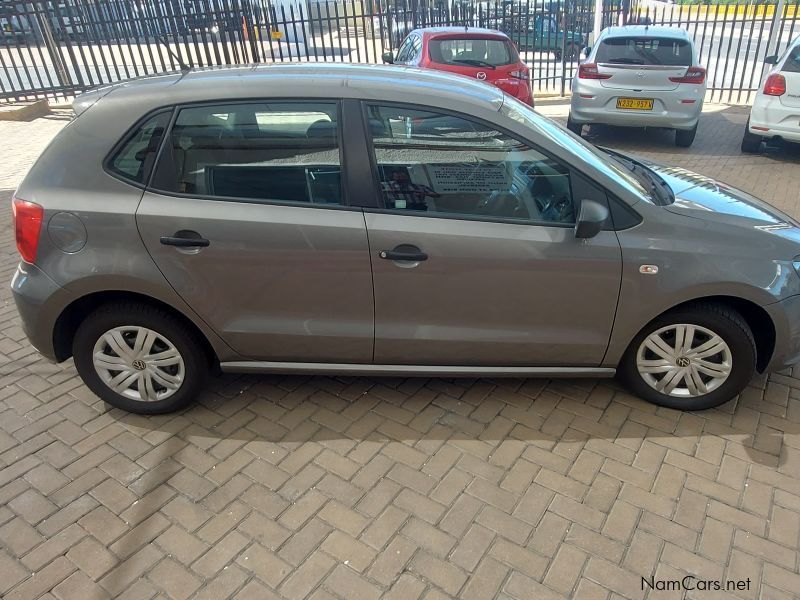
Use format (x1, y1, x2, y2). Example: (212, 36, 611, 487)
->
(160, 230, 210, 248)
(379, 244, 428, 262)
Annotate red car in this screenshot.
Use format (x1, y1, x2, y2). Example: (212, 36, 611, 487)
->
(382, 27, 534, 106)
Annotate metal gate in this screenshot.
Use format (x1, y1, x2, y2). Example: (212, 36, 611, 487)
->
(0, 0, 797, 103)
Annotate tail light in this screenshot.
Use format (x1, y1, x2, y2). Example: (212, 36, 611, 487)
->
(578, 63, 611, 80)
(763, 73, 786, 96)
(509, 68, 529, 80)
(669, 66, 706, 84)
(12, 197, 43, 264)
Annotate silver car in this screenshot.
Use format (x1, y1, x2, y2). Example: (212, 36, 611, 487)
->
(11, 64, 800, 415)
(568, 26, 707, 147)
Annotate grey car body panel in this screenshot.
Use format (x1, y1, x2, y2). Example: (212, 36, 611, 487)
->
(365, 213, 622, 366)
(11, 63, 800, 377)
(137, 193, 375, 362)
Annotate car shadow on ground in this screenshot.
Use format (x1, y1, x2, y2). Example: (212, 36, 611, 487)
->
(77, 366, 787, 473)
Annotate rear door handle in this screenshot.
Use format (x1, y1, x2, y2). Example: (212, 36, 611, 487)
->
(379, 244, 428, 262)
(160, 230, 210, 248)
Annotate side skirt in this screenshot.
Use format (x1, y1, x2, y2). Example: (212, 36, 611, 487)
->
(219, 362, 617, 378)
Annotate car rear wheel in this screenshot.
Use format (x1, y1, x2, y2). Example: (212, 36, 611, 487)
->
(73, 303, 208, 414)
(566, 114, 583, 136)
(741, 121, 763, 153)
(675, 124, 698, 147)
(618, 303, 756, 411)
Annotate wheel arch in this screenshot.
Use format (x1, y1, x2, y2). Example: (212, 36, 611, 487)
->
(628, 295, 775, 373)
(52, 290, 222, 366)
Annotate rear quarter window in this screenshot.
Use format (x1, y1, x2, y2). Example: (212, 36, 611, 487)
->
(596, 36, 692, 66)
(783, 46, 800, 73)
(107, 111, 171, 185)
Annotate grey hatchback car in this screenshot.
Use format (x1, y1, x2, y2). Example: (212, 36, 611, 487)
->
(11, 64, 800, 414)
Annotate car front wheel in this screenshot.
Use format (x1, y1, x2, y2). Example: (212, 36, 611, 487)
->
(618, 303, 756, 410)
(73, 303, 208, 414)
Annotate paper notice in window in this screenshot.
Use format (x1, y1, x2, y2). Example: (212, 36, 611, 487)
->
(427, 163, 510, 194)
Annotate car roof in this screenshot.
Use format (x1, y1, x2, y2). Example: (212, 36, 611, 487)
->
(79, 62, 506, 117)
(601, 25, 692, 41)
(413, 26, 510, 40)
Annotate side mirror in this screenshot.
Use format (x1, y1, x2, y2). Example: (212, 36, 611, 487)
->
(382, 50, 394, 64)
(583, 46, 591, 57)
(574, 199, 609, 239)
(764, 55, 778, 65)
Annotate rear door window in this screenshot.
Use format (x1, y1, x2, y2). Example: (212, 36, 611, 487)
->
(596, 37, 692, 66)
(429, 38, 517, 66)
(151, 102, 343, 205)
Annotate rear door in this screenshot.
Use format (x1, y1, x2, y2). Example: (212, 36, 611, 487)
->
(136, 100, 374, 363)
(595, 35, 693, 91)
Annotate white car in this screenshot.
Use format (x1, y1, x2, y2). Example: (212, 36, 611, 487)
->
(742, 37, 800, 153)
(568, 26, 706, 147)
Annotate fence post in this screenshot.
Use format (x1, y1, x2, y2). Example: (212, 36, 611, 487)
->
(765, 0, 786, 57)
(592, 0, 603, 45)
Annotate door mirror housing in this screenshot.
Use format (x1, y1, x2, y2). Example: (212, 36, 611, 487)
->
(764, 55, 778, 65)
(574, 199, 609, 239)
(382, 51, 394, 64)
(584, 46, 591, 57)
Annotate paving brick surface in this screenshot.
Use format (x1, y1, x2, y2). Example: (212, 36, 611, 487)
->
(0, 105, 799, 599)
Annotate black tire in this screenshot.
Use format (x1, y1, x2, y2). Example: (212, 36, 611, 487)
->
(618, 302, 756, 411)
(741, 121, 763, 153)
(566, 114, 583, 136)
(675, 124, 697, 147)
(73, 302, 209, 414)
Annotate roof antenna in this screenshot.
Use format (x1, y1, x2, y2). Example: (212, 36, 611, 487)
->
(158, 35, 191, 72)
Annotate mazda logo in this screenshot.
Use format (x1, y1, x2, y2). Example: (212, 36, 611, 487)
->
(476, 72, 486, 80)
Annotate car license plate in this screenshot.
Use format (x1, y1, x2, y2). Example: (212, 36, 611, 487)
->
(616, 98, 654, 110)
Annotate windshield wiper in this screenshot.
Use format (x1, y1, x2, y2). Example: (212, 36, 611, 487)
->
(452, 59, 496, 69)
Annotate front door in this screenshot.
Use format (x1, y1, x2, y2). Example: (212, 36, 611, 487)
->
(137, 100, 374, 363)
(361, 103, 622, 366)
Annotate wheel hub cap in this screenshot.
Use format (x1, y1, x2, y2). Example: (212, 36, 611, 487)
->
(92, 326, 185, 402)
(636, 324, 732, 398)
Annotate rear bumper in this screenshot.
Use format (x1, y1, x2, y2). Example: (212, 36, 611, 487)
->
(764, 294, 800, 372)
(750, 98, 800, 143)
(570, 80, 703, 129)
(11, 262, 72, 362)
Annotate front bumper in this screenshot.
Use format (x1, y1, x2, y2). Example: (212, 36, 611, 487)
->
(764, 294, 800, 372)
(11, 262, 72, 362)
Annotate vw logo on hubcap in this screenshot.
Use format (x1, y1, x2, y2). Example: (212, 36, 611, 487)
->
(676, 357, 691, 368)
(132, 359, 147, 371)
(476, 72, 486, 80)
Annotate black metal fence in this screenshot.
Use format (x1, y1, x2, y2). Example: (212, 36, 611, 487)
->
(0, 0, 797, 103)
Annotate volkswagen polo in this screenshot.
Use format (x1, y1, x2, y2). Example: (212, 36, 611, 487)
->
(11, 64, 800, 414)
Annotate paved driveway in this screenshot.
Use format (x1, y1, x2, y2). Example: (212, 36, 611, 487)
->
(0, 105, 799, 600)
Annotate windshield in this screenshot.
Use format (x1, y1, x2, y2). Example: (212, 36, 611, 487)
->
(429, 38, 518, 67)
(500, 97, 654, 202)
(596, 37, 692, 66)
